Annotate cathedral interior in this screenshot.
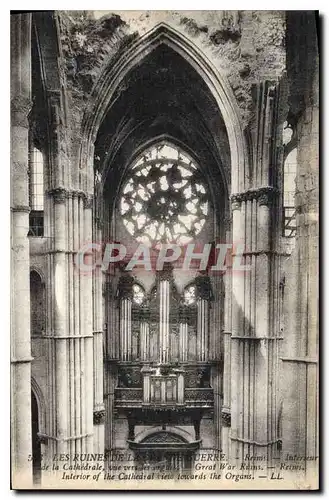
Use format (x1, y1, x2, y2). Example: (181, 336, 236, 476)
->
(10, 11, 319, 486)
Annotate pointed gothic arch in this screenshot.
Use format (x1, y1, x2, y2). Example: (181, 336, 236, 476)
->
(134, 425, 194, 444)
(79, 22, 247, 193)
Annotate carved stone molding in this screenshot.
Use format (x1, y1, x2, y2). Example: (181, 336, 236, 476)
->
(47, 188, 90, 204)
(83, 194, 94, 210)
(93, 409, 105, 425)
(257, 187, 278, 206)
(71, 189, 88, 200)
(11, 205, 31, 214)
(11, 96, 32, 128)
(231, 197, 242, 211)
(221, 407, 231, 427)
(118, 274, 134, 300)
(230, 186, 279, 207)
(156, 262, 174, 283)
(195, 275, 212, 301)
(48, 187, 68, 204)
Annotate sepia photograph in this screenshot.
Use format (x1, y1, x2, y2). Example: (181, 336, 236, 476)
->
(10, 9, 319, 490)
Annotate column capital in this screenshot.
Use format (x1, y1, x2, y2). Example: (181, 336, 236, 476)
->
(93, 409, 105, 425)
(230, 195, 242, 211)
(47, 188, 92, 204)
(156, 262, 174, 283)
(71, 189, 88, 199)
(257, 187, 278, 206)
(118, 274, 134, 300)
(221, 407, 231, 427)
(195, 275, 212, 301)
(48, 187, 68, 204)
(231, 186, 279, 206)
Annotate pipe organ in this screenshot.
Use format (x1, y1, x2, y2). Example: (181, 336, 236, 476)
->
(117, 269, 213, 366)
(110, 266, 216, 470)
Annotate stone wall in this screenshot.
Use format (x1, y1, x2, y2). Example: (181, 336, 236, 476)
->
(56, 10, 285, 138)
(280, 11, 319, 476)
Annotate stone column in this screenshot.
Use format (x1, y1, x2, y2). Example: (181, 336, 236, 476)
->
(118, 275, 134, 361)
(93, 220, 105, 453)
(104, 281, 117, 359)
(195, 275, 211, 362)
(83, 195, 94, 454)
(229, 82, 282, 463)
(47, 188, 69, 463)
(222, 219, 232, 456)
(281, 73, 319, 479)
(10, 12, 33, 486)
(221, 329, 232, 455)
(45, 184, 95, 464)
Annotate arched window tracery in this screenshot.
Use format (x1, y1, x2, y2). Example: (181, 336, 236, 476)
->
(120, 141, 209, 246)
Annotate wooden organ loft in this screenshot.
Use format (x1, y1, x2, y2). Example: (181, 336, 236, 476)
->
(104, 264, 216, 465)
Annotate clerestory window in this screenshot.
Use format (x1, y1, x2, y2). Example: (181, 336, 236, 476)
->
(283, 147, 297, 238)
(28, 145, 44, 237)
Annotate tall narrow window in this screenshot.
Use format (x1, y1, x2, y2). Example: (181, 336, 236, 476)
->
(30, 270, 45, 336)
(29, 145, 44, 236)
(283, 147, 297, 238)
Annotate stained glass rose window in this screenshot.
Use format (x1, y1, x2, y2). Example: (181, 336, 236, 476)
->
(120, 142, 208, 246)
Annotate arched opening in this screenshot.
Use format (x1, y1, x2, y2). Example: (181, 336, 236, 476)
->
(81, 23, 247, 194)
(93, 26, 236, 463)
(131, 431, 196, 474)
(30, 270, 45, 336)
(96, 43, 230, 229)
(31, 389, 41, 484)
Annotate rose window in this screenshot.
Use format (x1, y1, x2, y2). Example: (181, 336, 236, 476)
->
(120, 142, 208, 246)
